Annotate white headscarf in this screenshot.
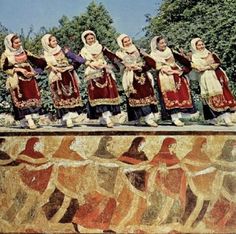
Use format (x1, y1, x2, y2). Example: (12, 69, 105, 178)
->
(41, 34, 62, 66)
(80, 30, 103, 59)
(190, 38, 222, 98)
(4, 34, 24, 64)
(116, 34, 139, 54)
(150, 36, 174, 65)
(191, 37, 210, 61)
(150, 36, 176, 92)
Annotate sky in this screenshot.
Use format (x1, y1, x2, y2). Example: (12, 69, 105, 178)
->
(0, 0, 162, 38)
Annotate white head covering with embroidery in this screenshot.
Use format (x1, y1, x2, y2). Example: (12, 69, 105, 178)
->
(4, 34, 24, 64)
(150, 36, 174, 65)
(116, 34, 139, 55)
(191, 37, 210, 61)
(80, 30, 103, 60)
(41, 34, 61, 66)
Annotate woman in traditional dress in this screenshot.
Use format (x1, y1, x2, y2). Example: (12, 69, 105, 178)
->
(80, 30, 121, 128)
(181, 137, 217, 228)
(149, 137, 187, 224)
(116, 34, 159, 127)
(41, 34, 85, 128)
(205, 139, 236, 232)
(111, 137, 149, 230)
(1, 34, 46, 129)
(150, 36, 197, 126)
(190, 38, 236, 126)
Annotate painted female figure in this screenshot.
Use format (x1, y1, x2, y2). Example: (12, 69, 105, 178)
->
(190, 38, 236, 126)
(118, 137, 148, 192)
(80, 30, 121, 128)
(118, 136, 148, 164)
(116, 34, 159, 127)
(150, 36, 197, 126)
(111, 137, 149, 229)
(1, 34, 46, 129)
(149, 137, 187, 224)
(41, 34, 85, 128)
(205, 139, 236, 232)
(94, 136, 115, 159)
(181, 137, 217, 228)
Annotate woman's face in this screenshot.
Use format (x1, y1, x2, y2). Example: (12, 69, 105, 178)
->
(70, 138, 80, 151)
(12, 37, 22, 49)
(231, 146, 236, 158)
(138, 140, 145, 152)
(201, 142, 207, 152)
(85, 34, 96, 46)
(106, 141, 112, 152)
(34, 142, 43, 152)
(157, 38, 167, 51)
(122, 36, 132, 48)
(196, 40, 205, 51)
(49, 36, 58, 48)
(168, 143, 176, 154)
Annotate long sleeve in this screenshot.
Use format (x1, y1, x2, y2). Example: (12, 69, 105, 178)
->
(143, 55, 156, 71)
(210, 53, 221, 70)
(140, 50, 156, 72)
(64, 50, 85, 70)
(103, 47, 123, 71)
(173, 51, 192, 74)
(26, 51, 47, 71)
(0, 53, 14, 76)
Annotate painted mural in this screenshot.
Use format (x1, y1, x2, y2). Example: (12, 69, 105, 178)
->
(0, 134, 236, 233)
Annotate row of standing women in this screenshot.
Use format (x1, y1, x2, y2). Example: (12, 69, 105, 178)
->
(1, 31, 236, 129)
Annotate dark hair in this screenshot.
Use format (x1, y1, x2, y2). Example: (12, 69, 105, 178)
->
(85, 33, 95, 40)
(156, 36, 164, 44)
(127, 137, 145, 154)
(49, 35, 55, 42)
(121, 36, 130, 46)
(195, 39, 203, 46)
(11, 35, 19, 45)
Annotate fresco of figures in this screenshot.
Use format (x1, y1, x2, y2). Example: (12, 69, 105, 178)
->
(0, 134, 236, 233)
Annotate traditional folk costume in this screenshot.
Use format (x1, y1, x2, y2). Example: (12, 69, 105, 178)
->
(80, 30, 121, 128)
(191, 38, 236, 126)
(1, 34, 46, 129)
(150, 36, 197, 126)
(116, 34, 159, 127)
(41, 34, 85, 128)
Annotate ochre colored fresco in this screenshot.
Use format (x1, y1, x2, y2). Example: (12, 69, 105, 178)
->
(0, 135, 236, 233)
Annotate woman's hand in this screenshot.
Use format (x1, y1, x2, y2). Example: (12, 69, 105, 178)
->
(24, 71, 36, 78)
(161, 66, 173, 75)
(51, 66, 60, 73)
(13, 67, 26, 74)
(14, 68, 35, 78)
(125, 64, 142, 71)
